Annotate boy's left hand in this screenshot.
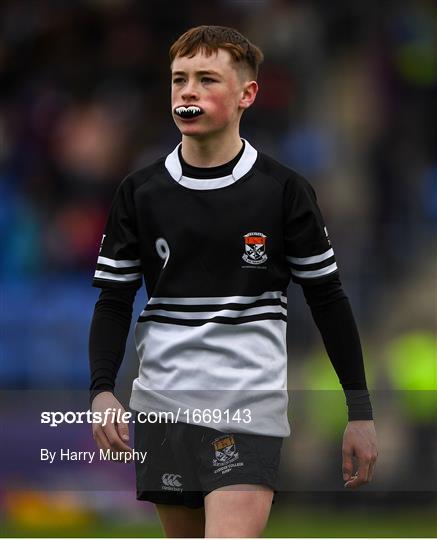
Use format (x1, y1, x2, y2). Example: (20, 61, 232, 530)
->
(342, 420, 378, 488)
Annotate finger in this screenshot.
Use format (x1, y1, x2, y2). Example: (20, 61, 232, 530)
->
(93, 426, 111, 452)
(345, 457, 371, 488)
(95, 428, 131, 462)
(344, 472, 359, 488)
(342, 446, 354, 481)
(102, 422, 133, 453)
(368, 459, 377, 482)
(116, 420, 130, 443)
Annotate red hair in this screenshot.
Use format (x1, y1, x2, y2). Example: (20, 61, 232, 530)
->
(169, 25, 264, 79)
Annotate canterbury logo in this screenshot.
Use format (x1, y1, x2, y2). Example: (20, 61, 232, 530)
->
(162, 473, 182, 488)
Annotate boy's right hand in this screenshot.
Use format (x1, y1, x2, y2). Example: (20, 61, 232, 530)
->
(91, 391, 132, 455)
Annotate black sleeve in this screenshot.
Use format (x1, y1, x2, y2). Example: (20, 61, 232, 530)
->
(88, 285, 137, 405)
(284, 175, 339, 285)
(301, 276, 373, 421)
(92, 176, 143, 290)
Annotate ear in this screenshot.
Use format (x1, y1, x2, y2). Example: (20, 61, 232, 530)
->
(239, 80, 258, 110)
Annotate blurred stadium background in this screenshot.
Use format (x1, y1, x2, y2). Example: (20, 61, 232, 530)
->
(0, 0, 436, 537)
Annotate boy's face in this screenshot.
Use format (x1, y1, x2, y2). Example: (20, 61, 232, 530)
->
(171, 48, 256, 139)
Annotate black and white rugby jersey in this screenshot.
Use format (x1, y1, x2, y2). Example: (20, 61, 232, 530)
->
(92, 139, 339, 436)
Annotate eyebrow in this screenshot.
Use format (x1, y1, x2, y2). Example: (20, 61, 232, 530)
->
(171, 70, 222, 77)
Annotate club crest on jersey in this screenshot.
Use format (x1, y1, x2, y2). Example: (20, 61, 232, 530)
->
(242, 232, 268, 265)
(212, 435, 239, 467)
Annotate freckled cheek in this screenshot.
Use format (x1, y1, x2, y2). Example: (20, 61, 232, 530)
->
(205, 94, 235, 123)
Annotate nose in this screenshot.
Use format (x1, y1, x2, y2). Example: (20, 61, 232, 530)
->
(181, 80, 199, 101)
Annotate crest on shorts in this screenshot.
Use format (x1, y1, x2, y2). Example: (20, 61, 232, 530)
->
(242, 232, 268, 265)
(212, 435, 239, 467)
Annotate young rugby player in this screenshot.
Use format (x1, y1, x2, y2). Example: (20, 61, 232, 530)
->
(89, 26, 378, 538)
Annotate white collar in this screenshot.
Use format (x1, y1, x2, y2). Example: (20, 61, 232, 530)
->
(164, 138, 258, 190)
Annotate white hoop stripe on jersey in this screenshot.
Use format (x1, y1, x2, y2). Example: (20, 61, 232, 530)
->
(139, 305, 287, 321)
(94, 256, 142, 283)
(290, 262, 338, 279)
(287, 247, 337, 280)
(97, 256, 141, 268)
(287, 248, 334, 265)
(147, 291, 287, 306)
(138, 291, 287, 327)
(94, 270, 142, 282)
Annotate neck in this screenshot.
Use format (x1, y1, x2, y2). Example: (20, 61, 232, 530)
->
(181, 132, 243, 168)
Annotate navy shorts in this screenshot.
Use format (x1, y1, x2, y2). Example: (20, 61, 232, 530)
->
(134, 414, 283, 509)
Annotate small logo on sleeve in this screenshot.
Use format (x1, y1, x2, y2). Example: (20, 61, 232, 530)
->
(242, 232, 268, 265)
(99, 234, 106, 254)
